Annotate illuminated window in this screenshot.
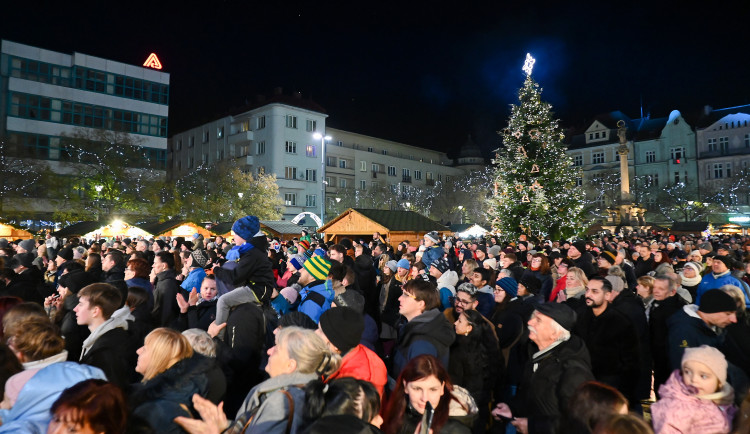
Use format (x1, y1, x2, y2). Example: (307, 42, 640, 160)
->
(306, 145, 316, 157)
(670, 147, 685, 160)
(217, 126, 224, 139)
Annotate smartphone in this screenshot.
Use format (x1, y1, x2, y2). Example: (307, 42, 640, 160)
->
(420, 402, 434, 434)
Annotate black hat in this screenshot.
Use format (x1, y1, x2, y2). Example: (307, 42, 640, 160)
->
(10, 253, 34, 269)
(572, 241, 587, 253)
(430, 257, 450, 274)
(57, 247, 74, 261)
(319, 307, 364, 355)
(699, 289, 737, 314)
(333, 290, 365, 314)
(190, 249, 209, 268)
(58, 270, 95, 293)
(519, 274, 542, 294)
(599, 251, 616, 265)
(712, 255, 736, 270)
(535, 303, 577, 332)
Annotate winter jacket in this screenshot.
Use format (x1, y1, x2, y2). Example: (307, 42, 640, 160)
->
(214, 241, 275, 301)
(180, 267, 206, 292)
(396, 402, 471, 434)
(379, 277, 402, 335)
(129, 354, 213, 434)
(696, 271, 748, 305)
(176, 298, 217, 332)
(328, 344, 387, 397)
(2, 268, 46, 304)
(0, 361, 106, 433)
(391, 308, 456, 377)
(55, 293, 90, 362)
(353, 254, 380, 328)
(474, 285, 495, 319)
(572, 253, 597, 279)
(152, 268, 181, 327)
(651, 370, 736, 434)
(573, 304, 641, 399)
(80, 327, 134, 390)
(522, 269, 553, 301)
(634, 254, 655, 278)
(421, 245, 444, 270)
(512, 336, 594, 434)
(449, 334, 492, 406)
(650, 295, 687, 394)
(436, 270, 458, 310)
(232, 372, 318, 434)
(612, 289, 652, 402)
(667, 305, 725, 371)
(298, 279, 335, 323)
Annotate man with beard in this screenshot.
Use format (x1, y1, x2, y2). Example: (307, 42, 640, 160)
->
(567, 241, 597, 278)
(573, 276, 641, 407)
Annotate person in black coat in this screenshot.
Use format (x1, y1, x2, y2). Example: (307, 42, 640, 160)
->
(150, 251, 181, 327)
(181, 328, 226, 405)
(648, 275, 686, 396)
(175, 275, 218, 332)
(5, 253, 47, 304)
(568, 242, 597, 279)
(76, 283, 135, 391)
(49, 268, 94, 362)
(353, 245, 380, 331)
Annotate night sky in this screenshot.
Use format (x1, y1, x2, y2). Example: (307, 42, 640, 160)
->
(3, 2, 749, 157)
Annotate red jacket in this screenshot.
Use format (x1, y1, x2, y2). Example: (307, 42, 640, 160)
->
(328, 344, 387, 397)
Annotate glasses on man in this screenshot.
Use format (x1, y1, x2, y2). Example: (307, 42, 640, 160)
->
(455, 297, 474, 305)
(401, 291, 417, 300)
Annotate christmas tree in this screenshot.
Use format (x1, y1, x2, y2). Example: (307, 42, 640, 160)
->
(488, 54, 586, 241)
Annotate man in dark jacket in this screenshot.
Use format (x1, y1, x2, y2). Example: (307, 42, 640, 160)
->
(101, 249, 126, 283)
(353, 244, 380, 329)
(390, 278, 456, 378)
(75, 283, 133, 390)
(573, 276, 641, 406)
(634, 244, 655, 278)
(5, 253, 46, 304)
(150, 251, 181, 327)
(493, 303, 594, 434)
(649, 274, 687, 395)
(567, 241, 597, 278)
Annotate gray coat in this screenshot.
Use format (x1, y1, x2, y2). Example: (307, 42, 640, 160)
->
(235, 372, 317, 434)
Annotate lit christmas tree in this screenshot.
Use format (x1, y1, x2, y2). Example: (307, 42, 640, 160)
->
(488, 54, 586, 241)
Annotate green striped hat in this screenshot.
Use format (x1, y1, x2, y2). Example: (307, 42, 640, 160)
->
(303, 255, 331, 281)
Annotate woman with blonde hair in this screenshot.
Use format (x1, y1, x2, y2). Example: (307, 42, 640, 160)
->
(176, 326, 341, 434)
(559, 267, 588, 310)
(129, 327, 214, 433)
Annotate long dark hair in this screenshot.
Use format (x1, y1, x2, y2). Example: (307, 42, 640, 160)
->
(382, 355, 453, 434)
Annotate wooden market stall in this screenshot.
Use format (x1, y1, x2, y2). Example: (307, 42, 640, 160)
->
(318, 208, 451, 246)
(209, 220, 311, 242)
(0, 222, 34, 240)
(139, 220, 212, 239)
(450, 223, 489, 239)
(53, 220, 152, 240)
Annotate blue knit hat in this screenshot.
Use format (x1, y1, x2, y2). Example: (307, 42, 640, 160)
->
(289, 254, 306, 271)
(397, 258, 411, 269)
(496, 277, 518, 297)
(232, 216, 260, 241)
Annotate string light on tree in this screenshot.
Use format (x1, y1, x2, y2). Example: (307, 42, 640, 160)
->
(522, 53, 536, 76)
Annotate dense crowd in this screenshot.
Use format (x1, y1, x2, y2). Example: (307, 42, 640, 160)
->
(0, 218, 749, 433)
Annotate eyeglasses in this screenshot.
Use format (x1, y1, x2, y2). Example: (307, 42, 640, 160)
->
(401, 291, 417, 300)
(455, 297, 474, 305)
(531, 258, 542, 263)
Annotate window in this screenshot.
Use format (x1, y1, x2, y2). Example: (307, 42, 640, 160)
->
(189, 136, 195, 147)
(256, 141, 265, 155)
(202, 154, 208, 165)
(327, 156, 336, 167)
(592, 152, 605, 164)
(325, 176, 333, 186)
(719, 136, 729, 152)
(305, 195, 316, 207)
(340, 178, 348, 188)
(414, 170, 422, 180)
(217, 149, 224, 160)
(576, 176, 583, 187)
(217, 126, 224, 139)
(670, 147, 685, 160)
(387, 166, 396, 176)
(306, 119, 316, 132)
(339, 160, 348, 169)
(402, 168, 411, 182)
(176, 139, 182, 151)
(240, 120, 250, 132)
(445, 175, 451, 183)
(284, 193, 297, 206)
(256, 116, 266, 129)
(359, 180, 366, 190)
(745, 134, 750, 148)
(708, 137, 717, 152)
(367, 147, 374, 152)
(382, 150, 388, 155)
(203, 130, 209, 143)
(306, 145, 316, 157)
(187, 156, 194, 168)
(595, 132, 600, 139)
(285, 115, 297, 129)
(426, 172, 433, 180)
(438, 174, 443, 182)
(674, 171, 680, 184)
(573, 155, 583, 166)
(305, 169, 316, 182)
(337, 141, 343, 147)
(285, 141, 297, 154)
(285, 166, 297, 179)
(645, 150, 655, 163)
(360, 161, 367, 171)
(714, 163, 724, 179)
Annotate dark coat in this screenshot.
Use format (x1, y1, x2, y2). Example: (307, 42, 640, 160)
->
(634, 255, 655, 278)
(151, 269, 180, 327)
(353, 254, 380, 328)
(3, 268, 46, 304)
(391, 309, 456, 377)
(512, 336, 594, 434)
(397, 402, 471, 434)
(55, 293, 89, 362)
(572, 253, 597, 279)
(175, 299, 217, 332)
(449, 334, 493, 406)
(80, 327, 134, 390)
(573, 304, 641, 400)
(213, 242, 275, 302)
(379, 277, 403, 329)
(129, 354, 212, 434)
(649, 295, 686, 393)
(666, 306, 724, 372)
(611, 289, 651, 402)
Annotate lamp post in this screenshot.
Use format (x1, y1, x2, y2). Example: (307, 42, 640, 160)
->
(458, 205, 464, 224)
(313, 132, 331, 226)
(95, 185, 103, 219)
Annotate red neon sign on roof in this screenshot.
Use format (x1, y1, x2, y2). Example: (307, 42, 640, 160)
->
(143, 53, 162, 70)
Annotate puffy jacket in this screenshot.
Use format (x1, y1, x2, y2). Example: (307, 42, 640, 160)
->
(214, 240, 275, 302)
(696, 271, 748, 305)
(180, 267, 206, 292)
(651, 370, 736, 434)
(0, 362, 106, 433)
(391, 308, 456, 377)
(298, 279, 335, 323)
(421, 245, 444, 270)
(328, 344, 387, 397)
(436, 270, 458, 310)
(666, 305, 725, 371)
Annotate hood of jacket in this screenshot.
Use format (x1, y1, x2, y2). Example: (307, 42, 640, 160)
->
(240, 371, 319, 415)
(130, 353, 213, 409)
(437, 270, 459, 291)
(400, 308, 456, 350)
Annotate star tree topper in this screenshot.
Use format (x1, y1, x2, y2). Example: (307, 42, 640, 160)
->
(522, 53, 535, 76)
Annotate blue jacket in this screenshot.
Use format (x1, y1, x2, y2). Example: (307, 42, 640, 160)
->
(421, 246, 444, 270)
(666, 305, 725, 371)
(696, 272, 748, 305)
(181, 267, 206, 292)
(0, 362, 106, 433)
(298, 280, 335, 323)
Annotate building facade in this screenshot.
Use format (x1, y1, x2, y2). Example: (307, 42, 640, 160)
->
(0, 40, 169, 219)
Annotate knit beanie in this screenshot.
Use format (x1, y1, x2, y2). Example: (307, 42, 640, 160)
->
(10, 253, 34, 269)
(191, 249, 209, 268)
(424, 231, 439, 244)
(488, 245, 502, 258)
(683, 261, 703, 275)
(18, 239, 35, 253)
(280, 287, 299, 304)
(519, 275, 542, 295)
(57, 247, 74, 261)
(600, 251, 616, 265)
(319, 307, 364, 355)
(58, 270, 95, 294)
(385, 260, 398, 273)
(231, 216, 261, 242)
(431, 257, 450, 274)
(699, 289, 737, 313)
(682, 345, 728, 386)
(333, 290, 365, 314)
(397, 258, 410, 270)
(572, 241, 587, 254)
(313, 248, 326, 257)
(303, 255, 331, 281)
(496, 277, 518, 297)
(483, 258, 497, 270)
(289, 254, 306, 271)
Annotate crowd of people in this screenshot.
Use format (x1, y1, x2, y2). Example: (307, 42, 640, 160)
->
(0, 219, 748, 433)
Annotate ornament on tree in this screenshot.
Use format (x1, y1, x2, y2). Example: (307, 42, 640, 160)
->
(517, 146, 528, 157)
(530, 164, 540, 173)
(513, 130, 523, 139)
(522, 195, 530, 203)
(515, 184, 524, 192)
(529, 129, 541, 140)
(531, 180, 543, 190)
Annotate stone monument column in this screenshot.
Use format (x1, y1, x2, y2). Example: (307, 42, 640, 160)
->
(616, 120, 631, 203)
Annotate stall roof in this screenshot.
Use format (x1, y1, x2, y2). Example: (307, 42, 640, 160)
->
(52, 220, 149, 238)
(138, 220, 211, 238)
(319, 208, 449, 233)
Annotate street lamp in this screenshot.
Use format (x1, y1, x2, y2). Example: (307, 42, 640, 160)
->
(313, 132, 331, 225)
(94, 185, 104, 219)
(458, 205, 464, 224)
